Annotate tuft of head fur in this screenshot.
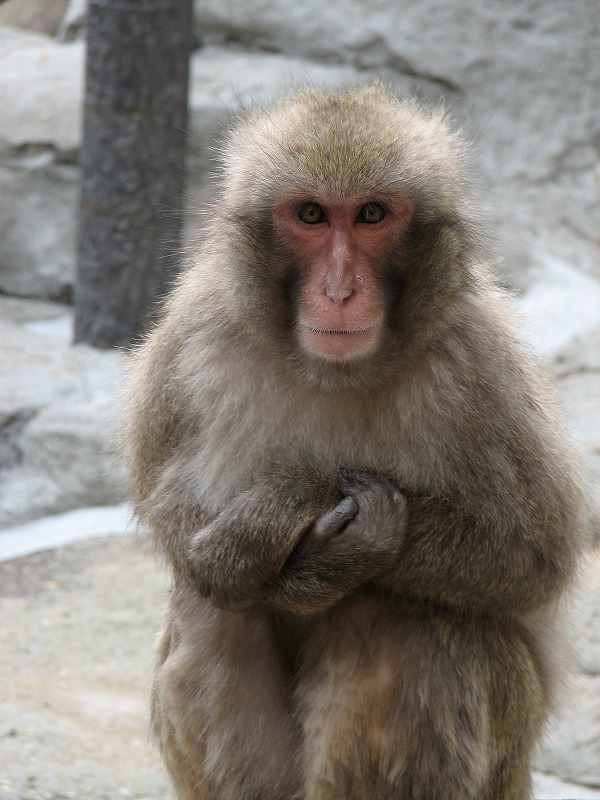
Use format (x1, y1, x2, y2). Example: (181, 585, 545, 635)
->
(218, 85, 471, 222)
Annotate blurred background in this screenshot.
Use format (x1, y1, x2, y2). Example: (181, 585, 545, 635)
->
(0, 1, 599, 798)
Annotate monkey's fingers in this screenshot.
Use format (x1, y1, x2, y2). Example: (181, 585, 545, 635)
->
(313, 496, 358, 541)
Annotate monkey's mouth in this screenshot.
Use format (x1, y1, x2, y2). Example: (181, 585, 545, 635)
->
(301, 325, 377, 336)
(298, 322, 381, 359)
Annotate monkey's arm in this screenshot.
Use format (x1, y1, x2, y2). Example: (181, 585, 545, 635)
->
(372, 333, 587, 616)
(188, 471, 407, 614)
(123, 331, 384, 609)
(188, 469, 344, 609)
(269, 469, 580, 618)
(378, 466, 584, 616)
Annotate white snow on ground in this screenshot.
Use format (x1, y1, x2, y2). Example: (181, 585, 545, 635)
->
(0, 503, 132, 562)
(514, 254, 600, 360)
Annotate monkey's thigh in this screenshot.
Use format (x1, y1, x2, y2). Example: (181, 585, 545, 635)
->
(152, 589, 298, 800)
(296, 592, 546, 800)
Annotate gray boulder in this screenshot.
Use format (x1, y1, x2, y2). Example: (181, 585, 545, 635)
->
(537, 672, 600, 787)
(0, 298, 125, 528)
(194, 0, 600, 282)
(0, 0, 70, 37)
(0, 27, 82, 301)
(2, 0, 600, 302)
(553, 327, 600, 541)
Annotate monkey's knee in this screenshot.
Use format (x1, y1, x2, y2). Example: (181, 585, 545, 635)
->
(152, 592, 299, 800)
(478, 622, 548, 800)
(151, 604, 214, 799)
(298, 596, 545, 800)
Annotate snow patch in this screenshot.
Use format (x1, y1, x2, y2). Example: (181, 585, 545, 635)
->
(0, 504, 132, 562)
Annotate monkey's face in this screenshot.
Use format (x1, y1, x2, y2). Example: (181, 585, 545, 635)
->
(272, 194, 413, 361)
(218, 87, 474, 388)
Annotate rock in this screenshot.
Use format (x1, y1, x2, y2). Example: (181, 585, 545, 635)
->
(536, 672, 600, 787)
(533, 769, 600, 799)
(515, 255, 600, 361)
(572, 550, 600, 676)
(194, 0, 600, 282)
(57, 0, 87, 42)
(0, 27, 82, 300)
(554, 326, 600, 379)
(559, 371, 600, 470)
(0, 0, 70, 37)
(0, 161, 78, 301)
(0, 297, 125, 528)
(0, 401, 125, 526)
(0, 26, 82, 170)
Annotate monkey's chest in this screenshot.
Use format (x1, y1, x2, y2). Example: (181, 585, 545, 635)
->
(194, 389, 420, 512)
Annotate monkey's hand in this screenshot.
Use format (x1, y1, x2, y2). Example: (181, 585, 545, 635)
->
(188, 470, 342, 611)
(271, 472, 407, 616)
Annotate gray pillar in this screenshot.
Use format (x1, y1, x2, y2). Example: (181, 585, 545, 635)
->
(75, 0, 193, 348)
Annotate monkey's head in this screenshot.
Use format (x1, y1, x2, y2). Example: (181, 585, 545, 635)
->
(211, 85, 479, 389)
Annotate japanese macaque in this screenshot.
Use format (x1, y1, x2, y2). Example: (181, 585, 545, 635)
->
(122, 85, 586, 799)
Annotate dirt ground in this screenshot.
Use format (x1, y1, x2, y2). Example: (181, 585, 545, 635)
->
(1, 535, 597, 800)
(0, 536, 172, 800)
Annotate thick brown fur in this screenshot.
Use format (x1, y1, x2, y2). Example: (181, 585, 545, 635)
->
(122, 85, 587, 799)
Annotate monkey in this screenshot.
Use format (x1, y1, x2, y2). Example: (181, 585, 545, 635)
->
(122, 85, 587, 800)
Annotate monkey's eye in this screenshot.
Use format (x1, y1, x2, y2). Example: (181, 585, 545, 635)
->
(357, 203, 386, 224)
(298, 203, 326, 224)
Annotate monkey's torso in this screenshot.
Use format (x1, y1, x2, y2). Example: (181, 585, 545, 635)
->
(157, 275, 570, 529)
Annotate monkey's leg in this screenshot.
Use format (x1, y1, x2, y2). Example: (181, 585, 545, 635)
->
(296, 592, 546, 800)
(152, 588, 299, 800)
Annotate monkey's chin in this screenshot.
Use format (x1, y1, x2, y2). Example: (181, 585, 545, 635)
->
(299, 326, 380, 361)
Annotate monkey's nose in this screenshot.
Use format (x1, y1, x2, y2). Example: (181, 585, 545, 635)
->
(324, 271, 355, 305)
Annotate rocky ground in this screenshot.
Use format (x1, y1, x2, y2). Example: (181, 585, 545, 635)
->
(1, 529, 599, 800)
(0, 0, 599, 796)
(0, 536, 170, 800)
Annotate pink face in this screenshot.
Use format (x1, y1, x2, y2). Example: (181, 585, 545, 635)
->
(273, 195, 413, 360)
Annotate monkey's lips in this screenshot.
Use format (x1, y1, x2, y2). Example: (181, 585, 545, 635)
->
(298, 322, 381, 359)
